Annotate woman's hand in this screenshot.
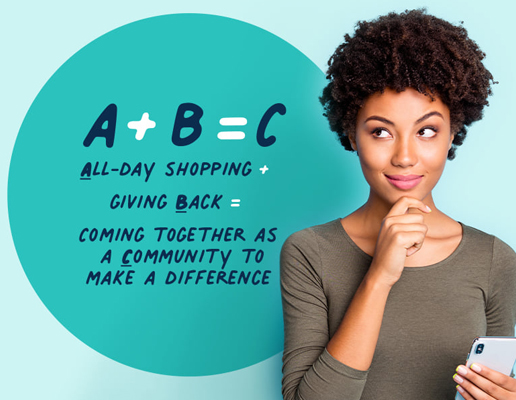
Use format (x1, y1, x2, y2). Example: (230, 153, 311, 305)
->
(455, 363, 516, 399)
(367, 196, 431, 287)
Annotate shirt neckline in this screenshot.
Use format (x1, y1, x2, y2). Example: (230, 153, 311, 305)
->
(334, 218, 467, 270)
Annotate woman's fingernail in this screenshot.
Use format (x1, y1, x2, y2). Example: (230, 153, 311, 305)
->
(453, 373, 464, 384)
(456, 385, 465, 394)
(426, 205, 432, 212)
(456, 366, 468, 375)
(470, 363, 481, 373)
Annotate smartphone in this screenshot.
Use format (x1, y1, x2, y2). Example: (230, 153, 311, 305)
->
(455, 337, 516, 400)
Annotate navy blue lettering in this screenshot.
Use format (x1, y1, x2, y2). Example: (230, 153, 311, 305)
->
(83, 104, 117, 148)
(172, 103, 203, 146)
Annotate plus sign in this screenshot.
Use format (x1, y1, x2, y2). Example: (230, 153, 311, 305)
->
(127, 112, 156, 140)
(259, 165, 269, 174)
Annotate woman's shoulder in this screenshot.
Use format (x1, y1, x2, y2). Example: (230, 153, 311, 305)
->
(460, 223, 516, 266)
(461, 223, 512, 246)
(280, 219, 345, 267)
(282, 219, 343, 249)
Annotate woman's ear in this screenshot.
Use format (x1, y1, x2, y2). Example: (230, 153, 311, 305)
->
(448, 133, 455, 150)
(348, 134, 358, 152)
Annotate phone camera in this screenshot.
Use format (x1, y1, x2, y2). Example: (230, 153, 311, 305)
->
(475, 344, 484, 354)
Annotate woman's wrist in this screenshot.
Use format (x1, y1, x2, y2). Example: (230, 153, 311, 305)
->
(363, 267, 399, 291)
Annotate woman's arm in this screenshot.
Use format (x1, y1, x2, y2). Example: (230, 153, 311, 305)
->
(326, 196, 430, 370)
(454, 237, 516, 399)
(281, 230, 369, 400)
(281, 197, 431, 400)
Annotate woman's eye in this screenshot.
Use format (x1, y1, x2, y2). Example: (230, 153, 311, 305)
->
(418, 127, 437, 137)
(372, 128, 391, 138)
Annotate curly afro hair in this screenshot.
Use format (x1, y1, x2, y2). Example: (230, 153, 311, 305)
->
(320, 8, 495, 160)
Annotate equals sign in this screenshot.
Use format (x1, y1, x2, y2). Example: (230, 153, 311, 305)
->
(218, 117, 247, 140)
(231, 199, 241, 208)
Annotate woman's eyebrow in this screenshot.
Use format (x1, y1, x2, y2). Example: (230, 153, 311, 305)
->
(363, 111, 444, 126)
(364, 116, 394, 125)
(415, 111, 444, 124)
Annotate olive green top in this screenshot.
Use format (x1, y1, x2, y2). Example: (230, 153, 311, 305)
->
(280, 219, 516, 400)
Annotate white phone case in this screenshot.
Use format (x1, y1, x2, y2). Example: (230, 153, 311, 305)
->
(455, 337, 516, 400)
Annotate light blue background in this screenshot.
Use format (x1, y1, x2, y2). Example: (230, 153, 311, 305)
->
(2, 0, 515, 399)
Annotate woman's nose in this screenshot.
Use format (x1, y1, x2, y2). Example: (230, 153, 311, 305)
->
(391, 138, 417, 167)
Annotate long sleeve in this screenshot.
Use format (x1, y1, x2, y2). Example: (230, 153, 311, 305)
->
(485, 236, 516, 336)
(280, 229, 368, 400)
(280, 221, 516, 400)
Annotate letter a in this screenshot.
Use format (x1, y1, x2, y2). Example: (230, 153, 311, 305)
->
(100, 249, 112, 264)
(144, 271, 156, 285)
(254, 228, 266, 242)
(83, 104, 117, 148)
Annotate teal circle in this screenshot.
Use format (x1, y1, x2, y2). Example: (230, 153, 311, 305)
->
(8, 14, 366, 376)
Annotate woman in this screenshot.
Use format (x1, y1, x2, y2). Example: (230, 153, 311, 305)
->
(280, 9, 516, 400)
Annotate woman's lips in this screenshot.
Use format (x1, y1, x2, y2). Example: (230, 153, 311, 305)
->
(385, 174, 423, 190)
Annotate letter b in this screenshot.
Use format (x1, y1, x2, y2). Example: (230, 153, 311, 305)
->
(176, 194, 188, 210)
(172, 103, 203, 146)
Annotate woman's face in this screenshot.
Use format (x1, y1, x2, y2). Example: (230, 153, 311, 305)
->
(351, 87, 453, 206)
